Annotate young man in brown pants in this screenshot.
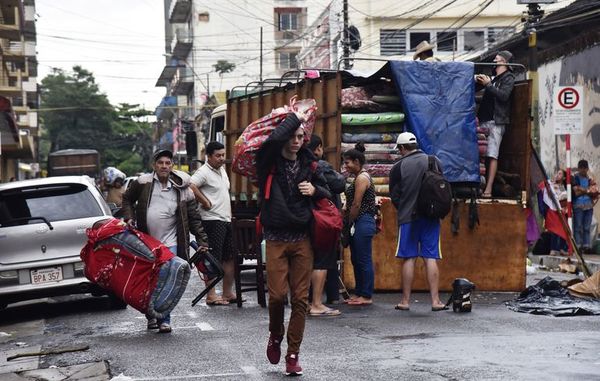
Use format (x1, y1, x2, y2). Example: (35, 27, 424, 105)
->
(256, 102, 331, 376)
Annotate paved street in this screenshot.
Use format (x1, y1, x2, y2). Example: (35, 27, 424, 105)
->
(1, 270, 599, 381)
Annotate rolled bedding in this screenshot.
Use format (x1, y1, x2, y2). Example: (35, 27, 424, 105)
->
(342, 123, 404, 134)
(342, 163, 394, 178)
(374, 184, 389, 195)
(341, 142, 397, 153)
(347, 176, 389, 185)
(342, 132, 398, 144)
(342, 112, 405, 126)
(364, 152, 401, 162)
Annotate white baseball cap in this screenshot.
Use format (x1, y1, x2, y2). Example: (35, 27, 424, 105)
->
(396, 132, 417, 145)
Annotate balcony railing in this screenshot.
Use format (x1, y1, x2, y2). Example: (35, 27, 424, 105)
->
(169, 0, 192, 23)
(2, 41, 36, 59)
(171, 66, 194, 95)
(171, 28, 193, 59)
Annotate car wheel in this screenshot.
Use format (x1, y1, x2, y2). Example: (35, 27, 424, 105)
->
(107, 294, 128, 310)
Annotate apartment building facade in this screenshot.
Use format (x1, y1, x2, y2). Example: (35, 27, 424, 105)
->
(0, 0, 39, 182)
(299, 0, 572, 71)
(155, 0, 320, 163)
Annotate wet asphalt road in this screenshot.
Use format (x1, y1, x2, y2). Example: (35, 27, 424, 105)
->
(1, 271, 599, 381)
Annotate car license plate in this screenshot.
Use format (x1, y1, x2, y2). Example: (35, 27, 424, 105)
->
(31, 267, 63, 285)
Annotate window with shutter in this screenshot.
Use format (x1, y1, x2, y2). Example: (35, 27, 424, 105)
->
(379, 29, 406, 56)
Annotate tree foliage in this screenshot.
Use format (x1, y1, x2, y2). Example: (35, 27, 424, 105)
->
(213, 60, 236, 76)
(40, 66, 153, 175)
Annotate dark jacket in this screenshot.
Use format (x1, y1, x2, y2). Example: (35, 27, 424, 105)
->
(477, 70, 515, 125)
(389, 150, 442, 225)
(256, 114, 331, 233)
(121, 170, 208, 260)
(318, 159, 345, 209)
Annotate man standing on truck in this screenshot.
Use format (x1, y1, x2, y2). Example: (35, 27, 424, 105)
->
(121, 149, 209, 333)
(475, 50, 515, 198)
(413, 41, 440, 62)
(190, 141, 237, 305)
(256, 103, 331, 376)
(389, 132, 447, 312)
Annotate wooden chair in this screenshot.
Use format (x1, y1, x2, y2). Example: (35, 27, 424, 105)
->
(231, 218, 266, 307)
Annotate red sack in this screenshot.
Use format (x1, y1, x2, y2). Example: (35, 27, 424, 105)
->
(311, 198, 343, 253)
(232, 98, 317, 184)
(80, 218, 175, 313)
(309, 162, 343, 252)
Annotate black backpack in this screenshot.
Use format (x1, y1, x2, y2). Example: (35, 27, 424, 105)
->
(417, 156, 452, 219)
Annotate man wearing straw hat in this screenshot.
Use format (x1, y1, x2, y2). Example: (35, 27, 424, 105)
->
(413, 40, 441, 62)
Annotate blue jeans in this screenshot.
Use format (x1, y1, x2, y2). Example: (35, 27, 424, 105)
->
(157, 245, 177, 325)
(349, 214, 376, 298)
(573, 208, 593, 248)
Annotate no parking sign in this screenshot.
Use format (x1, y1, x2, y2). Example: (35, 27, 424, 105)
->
(553, 86, 583, 134)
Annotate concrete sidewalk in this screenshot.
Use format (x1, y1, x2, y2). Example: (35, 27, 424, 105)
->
(1, 361, 110, 381)
(529, 252, 600, 275)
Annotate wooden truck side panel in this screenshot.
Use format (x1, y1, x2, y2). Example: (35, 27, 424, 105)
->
(224, 73, 341, 200)
(342, 80, 532, 292)
(48, 151, 100, 178)
(223, 73, 531, 292)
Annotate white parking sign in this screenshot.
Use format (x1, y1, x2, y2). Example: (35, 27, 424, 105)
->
(553, 86, 583, 134)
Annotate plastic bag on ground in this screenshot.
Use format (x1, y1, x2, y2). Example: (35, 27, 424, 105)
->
(506, 276, 600, 316)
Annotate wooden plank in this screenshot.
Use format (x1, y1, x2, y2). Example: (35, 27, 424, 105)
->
(343, 199, 527, 292)
(498, 80, 532, 195)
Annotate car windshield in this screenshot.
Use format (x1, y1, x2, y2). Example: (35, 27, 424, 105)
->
(0, 183, 103, 227)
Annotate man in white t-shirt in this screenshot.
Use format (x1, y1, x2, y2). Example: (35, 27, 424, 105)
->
(190, 142, 235, 305)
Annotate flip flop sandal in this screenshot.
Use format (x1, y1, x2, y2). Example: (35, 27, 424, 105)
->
(394, 304, 410, 311)
(309, 309, 341, 317)
(347, 299, 373, 306)
(432, 305, 449, 311)
(206, 298, 230, 306)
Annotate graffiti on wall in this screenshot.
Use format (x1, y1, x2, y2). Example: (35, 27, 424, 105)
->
(539, 44, 600, 181)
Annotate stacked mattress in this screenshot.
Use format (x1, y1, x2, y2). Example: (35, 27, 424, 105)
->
(341, 85, 404, 196)
(476, 119, 488, 178)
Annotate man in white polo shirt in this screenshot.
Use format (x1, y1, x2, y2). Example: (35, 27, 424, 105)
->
(191, 141, 235, 305)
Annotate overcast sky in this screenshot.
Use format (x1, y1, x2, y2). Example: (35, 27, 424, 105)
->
(36, 0, 166, 112)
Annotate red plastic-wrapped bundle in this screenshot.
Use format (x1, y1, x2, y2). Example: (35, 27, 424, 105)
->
(232, 98, 317, 184)
(80, 218, 190, 318)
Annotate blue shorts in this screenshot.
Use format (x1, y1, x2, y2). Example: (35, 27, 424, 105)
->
(395, 218, 441, 259)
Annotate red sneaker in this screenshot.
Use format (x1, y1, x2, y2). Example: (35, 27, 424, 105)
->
(285, 353, 303, 376)
(266, 334, 283, 364)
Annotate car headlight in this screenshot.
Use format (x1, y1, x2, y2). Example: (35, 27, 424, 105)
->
(0, 270, 18, 279)
(0, 270, 19, 286)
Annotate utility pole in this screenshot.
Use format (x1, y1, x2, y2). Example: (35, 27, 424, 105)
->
(206, 73, 210, 97)
(519, 0, 553, 151)
(260, 27, 263, 83)
(526, 3, 541, 152)
(343, 0, 350, 69)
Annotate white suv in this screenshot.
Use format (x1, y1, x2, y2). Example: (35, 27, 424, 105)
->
(0, 176, 125, 309)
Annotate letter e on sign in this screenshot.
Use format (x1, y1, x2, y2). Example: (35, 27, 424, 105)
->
(553, 86, 583, 135)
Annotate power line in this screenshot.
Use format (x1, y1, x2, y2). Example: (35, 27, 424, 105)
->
(358, 0, 461, 52)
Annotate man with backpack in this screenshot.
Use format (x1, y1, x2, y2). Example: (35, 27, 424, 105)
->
(389, 132, 450, 312)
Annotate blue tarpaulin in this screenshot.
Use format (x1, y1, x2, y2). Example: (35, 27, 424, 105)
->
(389, 61, 479, 184)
